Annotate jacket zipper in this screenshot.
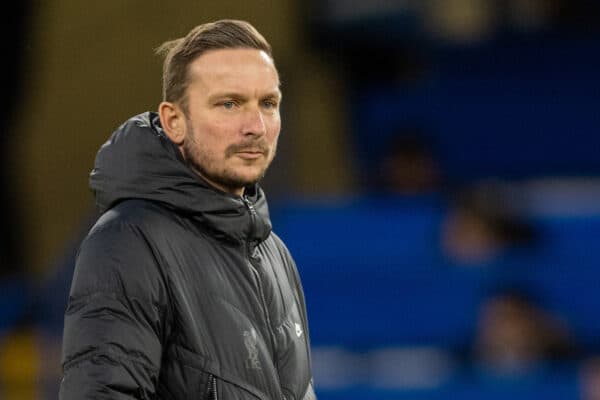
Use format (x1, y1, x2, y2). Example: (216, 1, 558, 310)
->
(210, 375, 218, 400)
(243, 197, 285, 400)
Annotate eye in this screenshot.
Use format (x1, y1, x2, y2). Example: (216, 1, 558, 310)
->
(262, 100, 278, 110)
(222, 101, 236, 110)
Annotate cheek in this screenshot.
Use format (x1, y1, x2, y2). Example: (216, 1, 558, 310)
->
(192, 121, 232, 153)
(266, 119, 282, 143)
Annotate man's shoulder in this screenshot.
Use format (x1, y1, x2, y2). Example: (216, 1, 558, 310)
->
(76, 199, 183, 260)
(91, 199, 176, 235)
(71, 201, 171, 302)
(265, 230, 286, 249)
(263, 231, 296, 268)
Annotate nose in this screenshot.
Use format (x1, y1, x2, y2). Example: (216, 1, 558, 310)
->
(242, 107, 266, 137)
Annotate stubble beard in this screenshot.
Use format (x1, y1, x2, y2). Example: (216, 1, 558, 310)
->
(182, 126, 277, 193)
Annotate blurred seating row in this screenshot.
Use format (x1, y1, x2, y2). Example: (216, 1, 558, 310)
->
(270, 194, 600, 349)
(271, 193, 600, 398)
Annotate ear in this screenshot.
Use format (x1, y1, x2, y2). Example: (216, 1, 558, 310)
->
(158, 101, 186, 145)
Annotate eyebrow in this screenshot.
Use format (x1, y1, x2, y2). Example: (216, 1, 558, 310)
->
(208, 90, 282, 103)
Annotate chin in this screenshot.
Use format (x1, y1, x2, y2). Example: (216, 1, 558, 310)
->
(239, 174, 264, 187)
(222, 171, 263, 187)
(235, 166, 265, 180)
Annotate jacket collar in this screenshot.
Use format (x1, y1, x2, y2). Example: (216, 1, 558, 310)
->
(90, 112, 272, 245)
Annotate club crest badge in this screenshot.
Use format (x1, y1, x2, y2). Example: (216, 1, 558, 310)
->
(243, 328, 261, 370)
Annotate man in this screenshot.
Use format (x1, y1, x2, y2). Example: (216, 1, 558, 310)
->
(60, 20, 316, 400)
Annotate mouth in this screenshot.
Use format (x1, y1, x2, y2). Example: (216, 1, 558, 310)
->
(235, 149, 265, 160)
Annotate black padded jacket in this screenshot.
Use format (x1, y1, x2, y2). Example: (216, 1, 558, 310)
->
(59, 112, 316, 400)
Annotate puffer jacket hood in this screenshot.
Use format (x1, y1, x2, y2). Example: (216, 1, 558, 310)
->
(89, 111, 272, 245)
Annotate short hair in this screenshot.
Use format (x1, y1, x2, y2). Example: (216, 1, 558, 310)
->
(155, 19, 273, 113)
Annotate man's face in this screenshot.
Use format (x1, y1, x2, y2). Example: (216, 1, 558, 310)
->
(181, 48, 282, 196)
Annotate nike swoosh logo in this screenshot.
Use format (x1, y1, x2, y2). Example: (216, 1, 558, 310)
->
(295, 322, 303, 338)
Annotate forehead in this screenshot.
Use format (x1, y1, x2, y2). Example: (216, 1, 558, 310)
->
(188, 48, 280, 93)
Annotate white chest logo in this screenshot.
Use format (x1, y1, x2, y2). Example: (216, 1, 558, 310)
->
(294, 322, 303, 338)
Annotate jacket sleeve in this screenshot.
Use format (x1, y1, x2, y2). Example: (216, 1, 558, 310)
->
(275, 235, 317, 399)
(59, 222, 169, 400)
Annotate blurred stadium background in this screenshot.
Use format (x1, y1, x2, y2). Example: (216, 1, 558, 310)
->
(2, 1, 600, 399)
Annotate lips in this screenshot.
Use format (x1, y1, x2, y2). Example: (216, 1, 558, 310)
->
(235, 149, 265, 159)
(237, 148, 264, 154)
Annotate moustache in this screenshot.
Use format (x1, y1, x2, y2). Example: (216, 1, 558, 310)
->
(225, 141, 269, 157)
